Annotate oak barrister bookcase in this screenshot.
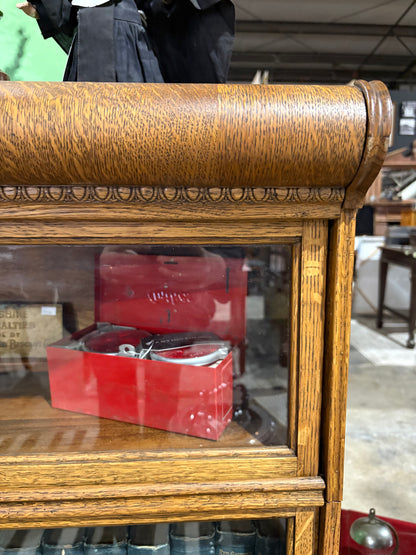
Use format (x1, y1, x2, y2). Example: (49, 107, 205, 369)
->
(0, 80, 391, 554)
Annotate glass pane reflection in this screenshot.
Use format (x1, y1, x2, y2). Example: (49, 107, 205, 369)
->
(0, 245, 291, 452)
(0, 519, 288, 554)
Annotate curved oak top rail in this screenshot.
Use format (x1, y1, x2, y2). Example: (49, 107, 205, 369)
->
(0, 80, 391, 208)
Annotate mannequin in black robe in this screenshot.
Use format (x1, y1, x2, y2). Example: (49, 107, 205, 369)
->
(146, 0, 235, 84)
(17, 0, 235, 83)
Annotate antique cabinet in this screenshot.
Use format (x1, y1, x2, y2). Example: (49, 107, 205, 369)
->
(0, 80, 391, 554)
(365, 140, 416, 234)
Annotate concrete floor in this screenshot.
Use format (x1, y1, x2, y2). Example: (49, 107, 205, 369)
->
(342, 315, 416, 523)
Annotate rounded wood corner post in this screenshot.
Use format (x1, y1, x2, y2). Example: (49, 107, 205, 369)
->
(343, 80, 392, 210)
(319, 81, 391, 554)
(319, 209, 357, 555)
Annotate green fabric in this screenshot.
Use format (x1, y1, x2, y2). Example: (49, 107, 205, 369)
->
(0, 0, 66, 80)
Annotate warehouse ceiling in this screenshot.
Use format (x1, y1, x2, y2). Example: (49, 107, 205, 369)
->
(230, 0, 416, 87)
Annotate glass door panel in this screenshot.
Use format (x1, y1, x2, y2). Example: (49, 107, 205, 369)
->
(0, 244, 292, 454)
(0, 518, 289, 554)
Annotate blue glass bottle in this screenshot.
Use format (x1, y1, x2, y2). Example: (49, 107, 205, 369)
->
(42, 528, 85, 555)
(170, 522, 215, 555)
(85, 527, 127, 555)
(215, 521, 256, 555)
(128, 524, 170, 554)
(0, 529, 44, 555)
(255, 519, 286, 555)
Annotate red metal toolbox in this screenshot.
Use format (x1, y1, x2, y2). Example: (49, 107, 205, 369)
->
(47, 250, 247, 440)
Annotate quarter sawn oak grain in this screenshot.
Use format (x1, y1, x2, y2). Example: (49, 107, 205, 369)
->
(0, 80, 391, 554)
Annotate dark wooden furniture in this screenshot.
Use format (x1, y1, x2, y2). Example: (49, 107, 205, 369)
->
(0, 80, 391, 554)
(369, 199, 415, 235)
(377, 245, 416, 348)
(366, 141, 416, 235)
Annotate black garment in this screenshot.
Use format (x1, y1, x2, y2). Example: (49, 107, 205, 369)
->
(31, 0, 75, 53)
(32, 0, 235, 83)
(33, 0, 164, 82)
(145, 0, 235, 83)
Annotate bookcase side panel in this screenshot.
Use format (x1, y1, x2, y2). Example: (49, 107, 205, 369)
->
(297, 220, 328, 478)
(321, 210, 357, 504)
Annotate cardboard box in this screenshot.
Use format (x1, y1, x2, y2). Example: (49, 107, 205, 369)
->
(0, 303, 62, 359)
(47, 252, 247, 440)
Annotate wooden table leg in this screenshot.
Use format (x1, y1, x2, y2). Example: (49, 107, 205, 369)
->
(377, 257, 388, 329)
(407, 266, 416, 348)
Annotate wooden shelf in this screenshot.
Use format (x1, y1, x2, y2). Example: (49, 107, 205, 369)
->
(0, 371, 271, 455)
